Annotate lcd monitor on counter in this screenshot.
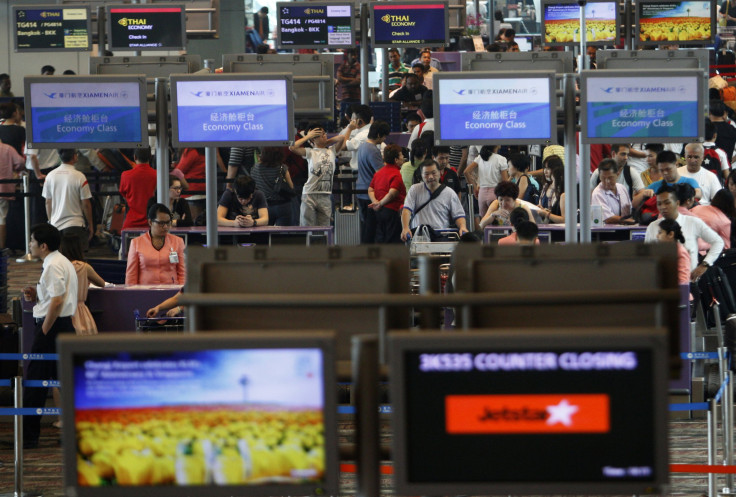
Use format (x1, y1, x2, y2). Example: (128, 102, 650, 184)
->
(389, 329, 668, 495)
(433, 70, 556, 146)
(276, 2, 354, 49)
(24, 75, 147, 149)
(636, 0, 713, 46)
(370, 1, 449, 47)
(106, 4, 186, 51)
(581, 68, 704, 143)
(170, 73, 294, 148)
(542, 0, 619, 46)
(59, 332, 338, 497)
(13, 4, 92, 52)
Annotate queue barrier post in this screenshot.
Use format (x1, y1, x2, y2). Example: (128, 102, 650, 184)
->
(729, 370, 735, 491)
(709, 397, 718, 497)
(16, 175, 39, 264)
(13, 375, 23, 497)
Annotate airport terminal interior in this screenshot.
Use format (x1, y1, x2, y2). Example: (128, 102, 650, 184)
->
(1, 0, 736, 495)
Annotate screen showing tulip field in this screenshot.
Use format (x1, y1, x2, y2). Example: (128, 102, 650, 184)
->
(72, 348, 326, 487)
(636, 0, 713, 46)
(542, 1, 618, 46)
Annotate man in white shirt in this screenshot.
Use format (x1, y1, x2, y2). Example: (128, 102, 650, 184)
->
(645, 184, 724, 282)
(678, 143, 723, 206)
(21, 223, 77, 448)
(42, 149, 94, 247)
(590, 159, 636, 224)
(342, 105, 383, 170)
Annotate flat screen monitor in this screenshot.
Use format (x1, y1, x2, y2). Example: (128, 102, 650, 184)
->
(542, 0, 619, 46)
(389, 329, 669, 495)
(59, 331, 338, 497)
(276, 2, 354, 49)
(24, 75, 148, 149)
(434, 70, 556, 146)
(170, 73, 294, 148)
(581, 68, 704, 144)
(13, 4, 92, 52)
(370, 1, 450, 47)
(106, 4, 186, 51)
(636, 0, 714, 46)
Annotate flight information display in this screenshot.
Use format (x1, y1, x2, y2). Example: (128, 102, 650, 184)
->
(277, 2, 354, 49)
(370, 1, 449, 47)
(107, 5, 186, 51)
(14, 5, 91, 52)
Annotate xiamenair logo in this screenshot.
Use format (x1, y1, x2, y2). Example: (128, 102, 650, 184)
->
(453, 87, 537, 96)
(604, 85, 681, 95)
(192, 89, 276, 98)
(44, 91, 123, 99)
(380, 13, 416, 26)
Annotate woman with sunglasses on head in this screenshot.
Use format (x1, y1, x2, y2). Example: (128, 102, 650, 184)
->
(147, 175, 193, 228)
(125, 203, 186, 285)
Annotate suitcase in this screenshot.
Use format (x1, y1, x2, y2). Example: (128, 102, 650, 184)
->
(334, 166, 361, 246)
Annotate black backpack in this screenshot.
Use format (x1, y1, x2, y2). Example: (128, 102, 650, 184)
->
(520, 174, 540, 205)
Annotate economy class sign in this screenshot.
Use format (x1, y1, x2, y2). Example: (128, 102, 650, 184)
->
(584, 75, 699, 140)
(438, 77, 552, 142)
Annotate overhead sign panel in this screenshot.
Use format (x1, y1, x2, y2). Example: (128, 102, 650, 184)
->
(542, 0, 618, 46)
(636, 0, 713, 46)
(370, 1, 449, 47)
(582, 68, 704, 143)
(276, 2, 354, 49)
(14, 5, 92, 52)
(170, 74, 294, 148)
(107, 4, 186, 51)
(434, 71, 555, 146)
(24, 75, 147, 149)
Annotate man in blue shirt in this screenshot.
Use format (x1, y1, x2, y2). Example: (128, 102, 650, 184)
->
(645, 150, 702, 200)
(357, 121, 390, 243)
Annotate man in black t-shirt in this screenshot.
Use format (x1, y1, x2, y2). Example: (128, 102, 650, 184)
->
(721, 0, 736, 26)
(0, 102, 25, 155)
(390, 73, 427, 109)
(710, 99, 736, 162)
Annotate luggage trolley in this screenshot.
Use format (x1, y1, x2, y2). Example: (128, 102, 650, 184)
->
(134, 309, 185, 333)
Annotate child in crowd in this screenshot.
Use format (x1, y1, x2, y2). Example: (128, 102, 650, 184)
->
(289, 122, 348, 226)
(656, 218, 691, 285)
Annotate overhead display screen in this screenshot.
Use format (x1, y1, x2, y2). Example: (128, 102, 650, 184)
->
(14, 5, 92, 52)
(170, 74, 294, 148)
(434, 71, 555, 146)
(582, 69, 703, 143)
(370, 1, 449, 47)
(390, 330, 668, 495)
(276, 2, 354, 49)
(59, 332, 338, 497)
(107, 5, 186, 51)
(542, 0, 618, 45)
(24, 76, 147, 149)
(637, 0, 713, 45)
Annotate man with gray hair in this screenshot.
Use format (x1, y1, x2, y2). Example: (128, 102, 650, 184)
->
(678, 143, 722, 206)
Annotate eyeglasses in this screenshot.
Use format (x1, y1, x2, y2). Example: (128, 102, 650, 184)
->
(170, 186, 182, 191)
(152, 219, 172, 226)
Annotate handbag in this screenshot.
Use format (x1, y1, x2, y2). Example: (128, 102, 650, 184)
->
(273, 165, 297, 201)
(721, 1, 729, 26)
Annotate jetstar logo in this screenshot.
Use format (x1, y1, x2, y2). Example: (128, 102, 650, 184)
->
(445, 394, 610, 434)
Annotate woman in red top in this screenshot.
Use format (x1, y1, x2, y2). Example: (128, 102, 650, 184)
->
(368, 144, 407, 243)
(125, 203, 186, 285)
(174, 148, 225, 221)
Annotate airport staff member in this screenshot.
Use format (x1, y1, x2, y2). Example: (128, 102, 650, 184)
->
(22, 223, 78, 449)
(401, 160, 468, 241)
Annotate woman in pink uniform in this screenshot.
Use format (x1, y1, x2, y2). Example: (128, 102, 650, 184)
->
(125, 203, 186, 285)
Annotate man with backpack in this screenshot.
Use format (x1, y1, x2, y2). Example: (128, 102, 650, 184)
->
(702, 118, 731, 183)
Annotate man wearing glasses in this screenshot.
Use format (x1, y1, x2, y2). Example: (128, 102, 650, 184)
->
(401, 160, 468, 242)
